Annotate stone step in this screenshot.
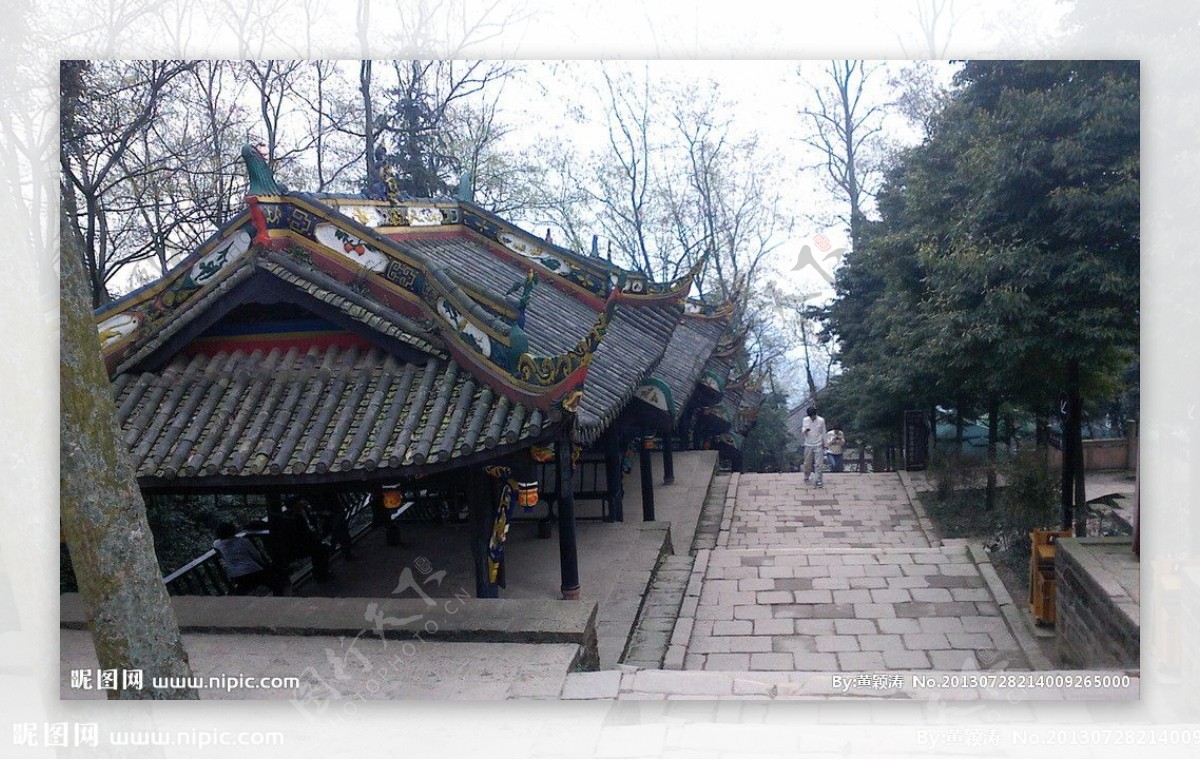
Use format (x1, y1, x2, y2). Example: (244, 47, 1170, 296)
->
(691, 474, 731, 553)
(621, 554, 698, 668)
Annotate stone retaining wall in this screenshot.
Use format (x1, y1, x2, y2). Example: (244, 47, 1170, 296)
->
(62, 593, 601, 671)
(1055, 538, 1139, 669)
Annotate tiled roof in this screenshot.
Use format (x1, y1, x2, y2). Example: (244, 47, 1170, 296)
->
(575, 302, 682, 444)
(97, 160, 727, 483)
(117, 344, 555, 487)
(633, 312, 728, 427)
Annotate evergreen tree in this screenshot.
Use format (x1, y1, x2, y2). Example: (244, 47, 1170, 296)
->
(823, 61, 1139, 519)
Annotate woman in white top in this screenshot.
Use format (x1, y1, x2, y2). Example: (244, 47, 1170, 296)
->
(825, 428, 846, 473)
(213, 522, 280, 595)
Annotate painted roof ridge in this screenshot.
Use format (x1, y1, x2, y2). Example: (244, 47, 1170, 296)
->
(260, 194, 615, 412)
(98, 185, 619, 414)
(324, 193, 702, 308)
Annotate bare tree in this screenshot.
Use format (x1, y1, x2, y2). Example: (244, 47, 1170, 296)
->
(522, 137, 595, 254)
(60, 60, 195, 306)
(798, 60, 887, 251)
(888, 60, 950, 139)
(361, 60, 377, 183)
(669, 94, 784, 300)
(242, 60, 305, 165)
(290, 61, 364, 192)
(591, 65, 660, 276)
(910, 0, 959, 58)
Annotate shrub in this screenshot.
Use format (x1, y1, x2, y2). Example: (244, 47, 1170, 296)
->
(993, 449, 1061, 557)
(927, 447, 986, 501)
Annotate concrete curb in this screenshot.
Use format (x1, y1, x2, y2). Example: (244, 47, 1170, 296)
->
(716, 472, 739, 549)
(897, 470, 942, 548)
(966, 543, 1054, 671)
(666, 473, 734, 670)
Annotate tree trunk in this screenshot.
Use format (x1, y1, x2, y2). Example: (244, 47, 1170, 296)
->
(361, 61, 376, 182)
(1061, 360, 1078, 531)
(985, 399, 999, 511)
(59, 191, 198, 699)
(929, 405, 938, 451)
(1071, 370, 1087, 536)
(800, 318, 819, 401)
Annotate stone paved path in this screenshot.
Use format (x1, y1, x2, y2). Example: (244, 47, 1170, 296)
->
(677, 472, 1031, 672)
(727, 474, 932, 549)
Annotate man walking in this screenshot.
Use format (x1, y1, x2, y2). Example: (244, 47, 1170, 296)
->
(801, 406, 827, 488)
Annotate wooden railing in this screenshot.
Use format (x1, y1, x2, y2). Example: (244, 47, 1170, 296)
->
(535, 454, 612, 521)
(162, 493, 372, 596)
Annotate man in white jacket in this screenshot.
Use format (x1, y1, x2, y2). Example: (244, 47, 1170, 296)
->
(801, 406, 827, 488)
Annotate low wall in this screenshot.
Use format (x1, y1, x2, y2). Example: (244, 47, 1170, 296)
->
(1045, 438, 1131, 472)
(62, 594, 601, 671)
(1055, 538, 1139, 669)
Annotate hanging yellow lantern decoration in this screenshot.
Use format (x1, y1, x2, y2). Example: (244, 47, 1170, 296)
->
(382, 490, 403, 509)
(516, 480, 539, 509)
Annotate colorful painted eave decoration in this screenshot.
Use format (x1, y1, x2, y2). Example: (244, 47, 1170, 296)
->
(96, 191, 613, 414)
(684, 297, 736, 321)
(96, 214, 257, 372)
(633, 377, 675, 417)
(324, 196, 696, 311)
(619, 255, 704, 306)
(322, 196, 615, 308)
(252, 195, 613, 411)
(715, 328, 750, 359)
(699, 367, 728, 395)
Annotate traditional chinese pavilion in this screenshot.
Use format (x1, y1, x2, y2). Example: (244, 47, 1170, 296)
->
(95, 146, 757, 599)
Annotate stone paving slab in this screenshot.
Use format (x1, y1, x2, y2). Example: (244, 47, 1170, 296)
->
(726, 473, 931, 549)
(680, 473, 1037, 674)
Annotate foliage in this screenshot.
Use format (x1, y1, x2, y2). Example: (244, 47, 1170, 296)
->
(742, 391, 791, 472)
(926, 448, 985, 502)
(143, 494, 270, 576)
(998, 450, 1061, 538)
(376, 60, 512, 197)
(921, 448, 1061, 593)
(821, 61, 1140, 480)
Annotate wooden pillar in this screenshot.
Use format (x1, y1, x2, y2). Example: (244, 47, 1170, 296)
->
(555, 438, 581, 599)
(640, 437, 656, 522)
(467, 470, 499, 598)
(662, 434, 675, 485)
(264, 491, 286, 568)
(371, 482, 400, 546)
(603, 432, 624, 523)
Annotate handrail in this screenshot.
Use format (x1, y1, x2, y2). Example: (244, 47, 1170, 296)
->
(162, 493, 372, 596)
